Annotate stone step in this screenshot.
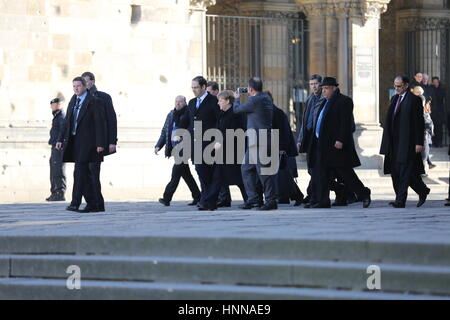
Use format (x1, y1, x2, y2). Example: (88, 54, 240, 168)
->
(1, 236, 450, 266)
(1, 254, 450, 296)
(0, 278, 445, 300)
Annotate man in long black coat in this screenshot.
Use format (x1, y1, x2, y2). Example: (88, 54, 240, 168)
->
(309, 77, 371, 208)
(380, 75, 430, 208)
(56, 77, 106, 213)
(82, 72, 118, 212)
(185, 76, 221, 211)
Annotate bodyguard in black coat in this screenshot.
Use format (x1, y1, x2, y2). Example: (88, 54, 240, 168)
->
(380, 75, 430, 208)
(46, 98, 66, 202)
(269, 96, 304, 206)
(185, 76, 221, 210)
(82, 72, 118, 213)
(309, 77, 370, 208)
(56, 77, 106, 213)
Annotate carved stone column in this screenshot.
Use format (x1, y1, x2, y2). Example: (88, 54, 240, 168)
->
(297, 0, 391, 168)
(190, 0, 217, 75)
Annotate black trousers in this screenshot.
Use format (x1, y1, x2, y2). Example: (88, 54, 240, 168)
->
(391, 161, 429, 204)
(195, 163, 223, 208)
(71, 162, 95, 207)
(49, 147, 66, 195)
(88, 162, 104, 210)
(217, 185, 248, 204)
(432, 122, 443, 147)
(333, 167, 369, 200)
(163, 163, 201, 202)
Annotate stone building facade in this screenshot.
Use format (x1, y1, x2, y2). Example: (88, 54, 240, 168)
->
(1, 0, 449, 202)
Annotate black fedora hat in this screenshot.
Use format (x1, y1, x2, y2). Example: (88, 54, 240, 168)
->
(320, 77, 339, 87)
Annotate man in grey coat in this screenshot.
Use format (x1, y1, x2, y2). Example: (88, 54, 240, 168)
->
(233, 77, 278, 211)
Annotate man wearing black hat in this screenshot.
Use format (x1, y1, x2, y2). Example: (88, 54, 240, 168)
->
(309, 77, 371, 208)
(380, 75, 430, 208)
(46, 98, 66, 202)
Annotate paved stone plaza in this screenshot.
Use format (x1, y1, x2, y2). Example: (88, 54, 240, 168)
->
(1, 197, 449, 243)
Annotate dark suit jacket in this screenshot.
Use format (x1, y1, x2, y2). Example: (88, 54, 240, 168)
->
(380, 90, 425, 174)
(58, 92, 107, 163)
(297, 93, 324, 153)
(185, 92, 220, 162)
(48, 110, 65, 146)
(233, 92, 273, 149)
(90, 85, 117, 156)
(315, 89, 361, 169)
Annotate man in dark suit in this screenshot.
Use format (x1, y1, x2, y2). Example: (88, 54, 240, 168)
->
(155, 95, 201, 206)
(81, 72, 118, 212)
(380, 75, 430, 208)
(233, 77, 278, 211)
(297, 74, 324, 205)
(56, 77, 106, 213)
(309, 77, 371, 209)
(186, 76, 221, 211)
(46, 98, 66, 202)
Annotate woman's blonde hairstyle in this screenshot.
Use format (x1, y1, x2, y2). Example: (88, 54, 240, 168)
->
(412, 86, 424, 96)
(217, 90, 235, 106)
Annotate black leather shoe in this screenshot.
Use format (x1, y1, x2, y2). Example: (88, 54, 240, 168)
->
(332, 199, 348, 207)
(391, 202, 406, 208)
(362, 189, 371, 208)
(417, 192, 429, 208)
(66, 205, 79, 212)
(304, 203, 312, 208)
(239, 202, 262, 210)
(188, 198, 200, 206)
(257, 202, 278, 211)
(78, 205, 100, 213)
(311, 203, 331, 209)
(47, 194, 65, 202)
(217, 201, 231, 208)
(293, 200, 303, 207)
(158, 198, 170, 206)
(198, 203, 216, 211)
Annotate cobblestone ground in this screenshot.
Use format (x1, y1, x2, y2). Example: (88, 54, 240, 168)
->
(0, 195, 449, 244)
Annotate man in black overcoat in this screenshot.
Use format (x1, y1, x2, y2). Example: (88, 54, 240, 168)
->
(309, 77, 371, 208)
(380, 75, 430, 208)
(56, 77, 106, 213)
(82, 72, 118, 212)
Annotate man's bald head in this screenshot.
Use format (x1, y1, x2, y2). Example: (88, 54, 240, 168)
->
(175, 95, 187, 110)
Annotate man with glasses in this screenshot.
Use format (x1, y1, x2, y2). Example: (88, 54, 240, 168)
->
(380, 75, 430, 208)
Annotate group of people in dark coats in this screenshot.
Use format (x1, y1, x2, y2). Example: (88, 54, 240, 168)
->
(54, 72, 118, 213)
(297, 75, 371, 209)
(155, 76, 304, 211)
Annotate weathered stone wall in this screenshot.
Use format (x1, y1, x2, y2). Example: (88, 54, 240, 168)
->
(0, 0, 209, 203)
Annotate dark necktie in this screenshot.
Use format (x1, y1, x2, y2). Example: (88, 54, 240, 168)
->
(72, 98, 81, 135)
(394, 95, 403, 115)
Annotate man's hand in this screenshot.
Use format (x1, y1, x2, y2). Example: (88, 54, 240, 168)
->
(55, 142, 62, 150)
(334, 141, 344, 150)
(172, 136, 181, 143)
(97, 147, 104, 153)
(109, 144, 117, 153)
(416, 145, 424, 153)
(234, 91, 240, 99)
(154, 147, 160, 155)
